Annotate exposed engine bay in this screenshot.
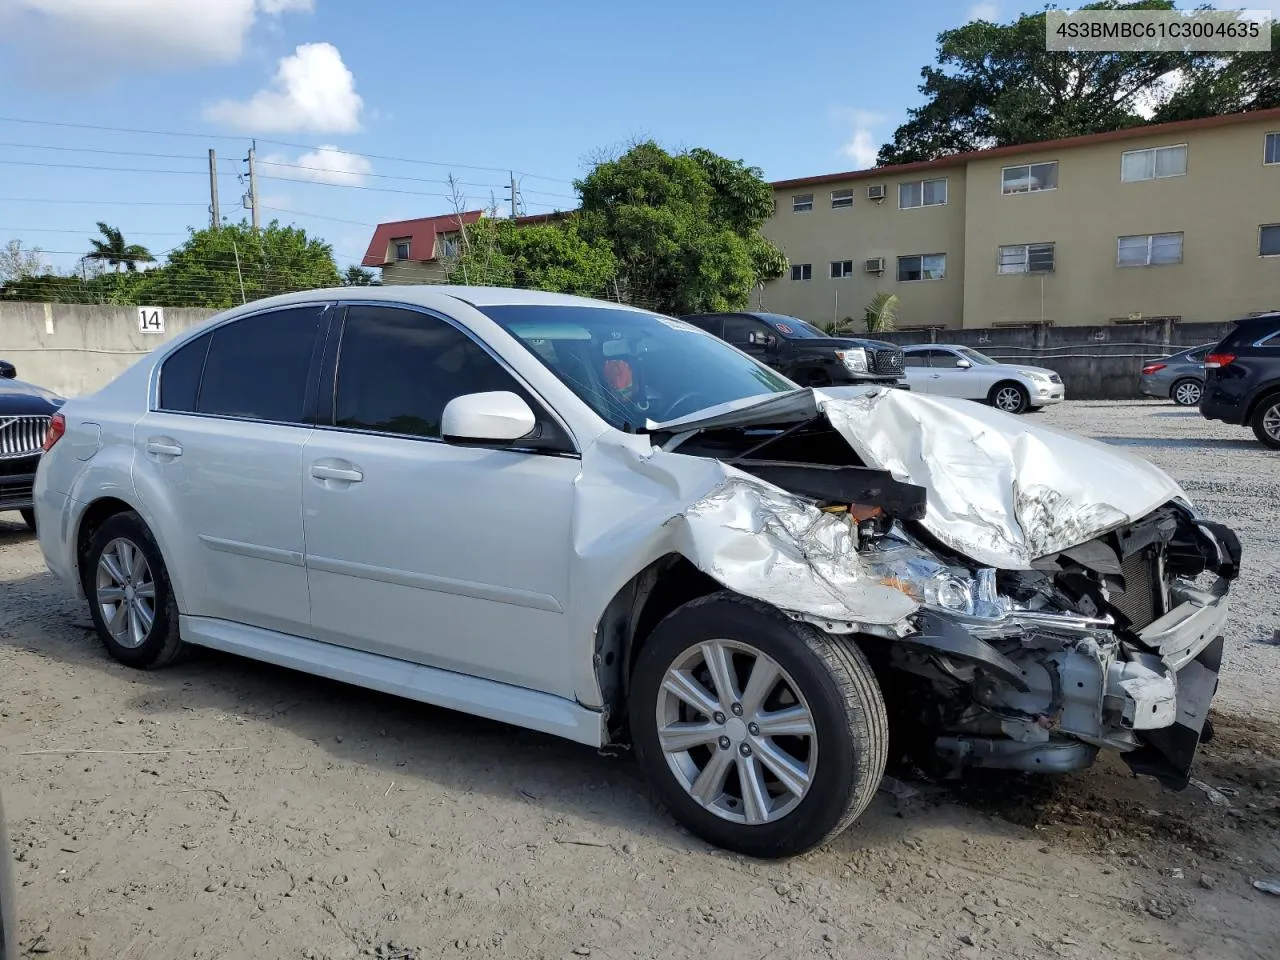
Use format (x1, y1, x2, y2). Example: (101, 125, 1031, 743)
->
(658, 402, 1241, 787)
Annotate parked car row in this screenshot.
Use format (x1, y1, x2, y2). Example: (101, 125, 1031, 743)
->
(0, 361, 64, 531)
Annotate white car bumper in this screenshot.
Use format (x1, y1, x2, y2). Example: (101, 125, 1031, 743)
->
(1031, 383, 1066, 407)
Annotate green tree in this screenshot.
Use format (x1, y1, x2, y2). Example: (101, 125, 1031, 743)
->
(575, 141, 785, 315)
(0, 239, 51, 282)
(447, 216, 616, 295)
(342, 264, 376, 286)
(1156, 22, 1280, 121)
(878, 1, 1210, 165)
(138, 220, 341, 308)
(86, 222, 155, 273)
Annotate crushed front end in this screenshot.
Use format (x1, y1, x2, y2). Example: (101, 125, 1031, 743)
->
(865, 504, 1240, 787)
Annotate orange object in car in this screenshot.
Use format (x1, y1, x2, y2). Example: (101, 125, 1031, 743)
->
(604, 359, 633, 391)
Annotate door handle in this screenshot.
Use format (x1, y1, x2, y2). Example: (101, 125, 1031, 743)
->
(929, 374, 941, 379)
(311, 463, 364, 483)
(145, 438, 182, 458)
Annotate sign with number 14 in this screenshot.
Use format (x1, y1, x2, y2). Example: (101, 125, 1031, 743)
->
(138, 306, 165, 333)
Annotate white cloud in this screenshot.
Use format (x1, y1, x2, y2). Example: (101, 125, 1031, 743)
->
(1133, 68, 1187, 120)
(967, 2, 1000, 21)
(0, 0, 310, 71)
(835, 109, 885, 168)
(262, 146, 373, 186)
(205, 42, 364, 134)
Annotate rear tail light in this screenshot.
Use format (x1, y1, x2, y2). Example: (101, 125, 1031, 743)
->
(42, 412, 65, 451)
(1204, 352, 1236, 369)
(1141, 363, 1167, 375)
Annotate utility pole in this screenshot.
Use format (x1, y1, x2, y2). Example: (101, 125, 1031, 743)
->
(208, 148, 220, 230)
(245, 142, 260, 232)
(509, 171, 518, 219)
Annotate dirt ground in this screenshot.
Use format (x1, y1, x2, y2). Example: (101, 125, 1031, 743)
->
(1, 400, 1278, 960)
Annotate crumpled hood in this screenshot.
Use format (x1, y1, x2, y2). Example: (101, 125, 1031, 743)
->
(657, 386, 1186, 570)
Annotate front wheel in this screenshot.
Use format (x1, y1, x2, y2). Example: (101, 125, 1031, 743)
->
(1252, 395, 1280, 450)
(1171, 379, 1203, 407)
(629, 592, 888, 858)
(989, 381, 1030, 414)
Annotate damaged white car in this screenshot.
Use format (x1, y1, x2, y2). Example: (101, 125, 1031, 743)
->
(34, 288, 1241, 858)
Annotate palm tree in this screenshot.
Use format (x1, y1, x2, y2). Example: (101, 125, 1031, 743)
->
(86, 222, 154, 273)
(862, 292, 899, 333)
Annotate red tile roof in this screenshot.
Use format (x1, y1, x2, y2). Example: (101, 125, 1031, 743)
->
(771, 106, 1280, 190)
(361, 210, 484, 267)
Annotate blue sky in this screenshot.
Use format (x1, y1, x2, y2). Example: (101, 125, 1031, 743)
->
(0, 0, 1273, 273)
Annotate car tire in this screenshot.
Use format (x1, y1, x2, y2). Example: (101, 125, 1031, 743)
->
(989, 381, 1030, 415)
(1251, 394, 1280, 450)
(628, 591, 888, 858)
(0, 791, 16, 960)
(1170, 379, 1203, 407)
(82, 511, 186, 670)
(18, 509, 35, 533)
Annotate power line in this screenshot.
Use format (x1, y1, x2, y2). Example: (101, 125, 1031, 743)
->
(0, 196, 207, 206)
(0, 157, 233, 177)
(255, 157, 577, 199)
(0, 115, 576, 185)
(260, 205, 376, 227)
(0, 226, 187, 236)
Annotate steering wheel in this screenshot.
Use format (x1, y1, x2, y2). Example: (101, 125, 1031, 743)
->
(664, 391, 709, 420)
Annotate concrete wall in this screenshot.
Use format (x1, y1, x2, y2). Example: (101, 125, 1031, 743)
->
(0, 302, 217, 398)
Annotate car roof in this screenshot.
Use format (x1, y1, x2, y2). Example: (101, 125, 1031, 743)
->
(903, 343, 962, 350)
(1234, 311, 1280, 327)
(208, 285, 655, 322)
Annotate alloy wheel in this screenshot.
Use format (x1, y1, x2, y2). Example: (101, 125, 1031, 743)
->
(95, 538, 156, 649)
(656, 639, 816, 826)
(994, 386, 1025, 412)
(1173, 381, 1202, 406)
(1264, 403, 1280, 443)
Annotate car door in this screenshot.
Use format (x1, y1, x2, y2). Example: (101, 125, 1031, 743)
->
(133, 303, 329, 639)
(301, 303, 581, 699)
(901, 349, 934, 392)
(926, 348, 987, 400)
(723, 315, 779, 366)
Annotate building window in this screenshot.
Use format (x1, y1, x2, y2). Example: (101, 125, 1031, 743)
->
(899, 178, 948, 208)
(438, 234, 460, 258)
(1261, 224, 1280, 257)
(393, 239, 411, 261)
(792, 194, 814, 213)
(897, 253, 946, 282)
(830, 259, 854, 278)
(999, 243, 1056, 274)
(1001, 161, 1058, 195)
(791, 263, 812, 281)
(1117, 232, 1183, 267)
(1266, 133, 1280, 165)
(1121, 144, 1187, 182)
(831, 189, 854, 209)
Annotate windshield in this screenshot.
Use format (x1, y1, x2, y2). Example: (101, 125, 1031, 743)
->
(955, 347, 999, 366)
(754, 313, 828, 338)
(479, 304, 797, 429)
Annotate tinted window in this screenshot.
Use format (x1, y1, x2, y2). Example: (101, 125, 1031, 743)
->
(159, 331, 212, 412)
(904, 352, 929, 368)
(684, 316, 723, 336)
(1185, 349, 1208, 363)
(335, 305, 529, 439)
(196, 306, 324, 422)
(723, 316, 773, 346)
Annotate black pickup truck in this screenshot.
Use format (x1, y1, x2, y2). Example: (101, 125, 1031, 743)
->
(681, 311, 905, 389)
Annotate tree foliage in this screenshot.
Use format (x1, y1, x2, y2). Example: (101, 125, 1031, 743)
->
(575, 141, 786, 315)
(878, 1, 1214, 165)
(446, 216, 617, 295)
(2, 220, 339, 308)
(0, 239, 50, 282)
(1156, 22, 1280, 121)
(342, 264, 376, 286)
(86, 222, 154, 273)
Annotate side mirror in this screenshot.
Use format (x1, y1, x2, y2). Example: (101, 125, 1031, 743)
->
(441, 391, 537, 444)
(0, 361, 15, 379)
(955, 359, 972, 369)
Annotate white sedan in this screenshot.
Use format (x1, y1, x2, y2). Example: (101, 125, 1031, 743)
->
(901, 344, 1065, 413)
(33, 287, 1236, 858)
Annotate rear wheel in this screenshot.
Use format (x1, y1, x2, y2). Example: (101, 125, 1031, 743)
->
(629, 592, 887, 858)
(83, 512, 186, 669)
(989, 381, 1030, 414)
(1171, 379, 1203, 407)
(1251, 395, 1280, 450)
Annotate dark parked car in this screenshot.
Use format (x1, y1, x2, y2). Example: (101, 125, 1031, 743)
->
(1, 375, 64, 529)
(0, 788, 15, 960)
(1140, 343, 1214, 406)
(680, 312, 905, 388)
(1199, 312, 1280, 449)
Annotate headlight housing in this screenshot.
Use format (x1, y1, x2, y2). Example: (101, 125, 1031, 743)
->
(1019, 369, 1051, 382)
(835, 348, 869, 374)
(863, 539, 1009, 620)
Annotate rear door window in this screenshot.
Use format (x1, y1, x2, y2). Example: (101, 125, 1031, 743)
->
(158, 331, 212, 412)
(195, 305, 326, 423)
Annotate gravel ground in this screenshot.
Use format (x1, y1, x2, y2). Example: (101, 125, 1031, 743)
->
(1, 399, 1278, 960)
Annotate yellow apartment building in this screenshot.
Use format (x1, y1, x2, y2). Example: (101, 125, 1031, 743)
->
(761, 107, 1280, 329)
